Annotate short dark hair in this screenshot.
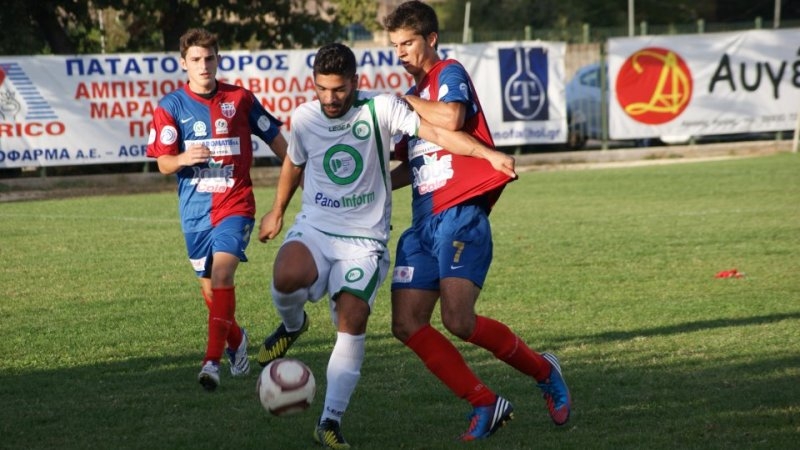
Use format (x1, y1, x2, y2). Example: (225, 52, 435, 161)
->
(382, 0, 439, 37)
(179, 28, 219, 59)
(313, 43, 357, 78)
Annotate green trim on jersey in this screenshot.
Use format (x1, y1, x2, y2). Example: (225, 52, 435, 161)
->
(320, 229, 386, 245)
(352, 92, 389, 193)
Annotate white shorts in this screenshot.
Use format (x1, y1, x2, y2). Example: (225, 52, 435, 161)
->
(282, 221, 390, 315)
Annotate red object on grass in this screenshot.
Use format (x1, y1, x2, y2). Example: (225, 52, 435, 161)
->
(715, 269, 744, 278)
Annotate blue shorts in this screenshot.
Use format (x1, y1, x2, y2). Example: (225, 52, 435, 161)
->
(391, 203, 493, 291)
(183, 215, 255, 277)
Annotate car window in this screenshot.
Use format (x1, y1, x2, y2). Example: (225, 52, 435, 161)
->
(580, 67, 600, 88)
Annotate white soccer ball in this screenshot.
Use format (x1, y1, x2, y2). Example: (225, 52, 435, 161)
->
(257, 358, 316, 416)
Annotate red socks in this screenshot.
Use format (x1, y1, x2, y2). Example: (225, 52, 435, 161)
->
(467, 315, 550, 381)
(203, 286, 237, 364)
(201, 288, 243, 351)
(404, 324, 496, 407)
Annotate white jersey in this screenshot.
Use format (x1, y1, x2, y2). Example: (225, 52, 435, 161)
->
(288, 91, 420, 243)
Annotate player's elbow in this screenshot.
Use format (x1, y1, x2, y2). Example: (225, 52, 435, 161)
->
(156, 159, 176, 176)
(440, 117, 462, 132)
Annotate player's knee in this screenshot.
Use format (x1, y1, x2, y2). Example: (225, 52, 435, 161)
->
(391, 319, 415, 343)
(441, 315, 474, 341)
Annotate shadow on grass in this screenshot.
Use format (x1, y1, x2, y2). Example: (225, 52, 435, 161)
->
(1, 326, 797, 450)
(551, 311, 800, 346)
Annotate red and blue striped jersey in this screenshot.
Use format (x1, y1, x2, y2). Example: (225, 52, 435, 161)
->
(395, 60, 512, 223)
(147, 82, 282, 233)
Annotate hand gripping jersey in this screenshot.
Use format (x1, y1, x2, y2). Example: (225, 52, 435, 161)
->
(147, 82, 282, 233)
(288, 91, 419, 244)
(395, 59, 512, 223)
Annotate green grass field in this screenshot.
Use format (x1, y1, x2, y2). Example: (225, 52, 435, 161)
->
(1, 153, 798, 449)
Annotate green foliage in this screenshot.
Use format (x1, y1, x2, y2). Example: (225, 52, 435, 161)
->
(0, 153, 798, 449)
(0, 0, 343, 54)
(333, 0, 380, 31)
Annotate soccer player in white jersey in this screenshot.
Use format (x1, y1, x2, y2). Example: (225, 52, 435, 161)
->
(256, 43, 515, 449)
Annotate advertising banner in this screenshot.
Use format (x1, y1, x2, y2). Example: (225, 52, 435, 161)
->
(0, 41, 566, 168)
(608, 28, 800, 140)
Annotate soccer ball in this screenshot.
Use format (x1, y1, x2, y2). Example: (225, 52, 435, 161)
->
(257, 358, 316, 416)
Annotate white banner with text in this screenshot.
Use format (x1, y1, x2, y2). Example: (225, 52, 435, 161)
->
(0, 41, 566, 168)
(608, 28, 800, 140)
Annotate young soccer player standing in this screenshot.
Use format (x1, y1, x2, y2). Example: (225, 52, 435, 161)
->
(383, 0, 572, 441)
(147, 28, 287, 391)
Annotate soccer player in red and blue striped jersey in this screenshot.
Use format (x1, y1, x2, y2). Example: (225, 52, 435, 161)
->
(384, 1, 572, 441)
(147, 28, 287, 391)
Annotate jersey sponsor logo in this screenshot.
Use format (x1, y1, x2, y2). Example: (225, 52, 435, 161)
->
(407, 137, 442, 159)
(392, 266, 414, 283)
(191, 159, 235, 193)
(220, 101, 236, 119)
(180, 116, 193, 124)
(185, 137, 241, 156)
(328, 123, 350, 132)
(345, 268, 364, 283)
(412, 153, 453, 194)
(499, 46, 548, 121)
(215, 118, 228, 135)
(351, 120, 371, 140)
(159, 125, 178, 145)
(323, 144, 363, 185)
(314, 190, 375, 208)
(193, 120, 207, 137)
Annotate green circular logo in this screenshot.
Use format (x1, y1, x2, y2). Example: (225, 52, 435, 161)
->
(323, 145, 363, 185)
(352, 120, 371, 140)
(345, 268, 364, 282)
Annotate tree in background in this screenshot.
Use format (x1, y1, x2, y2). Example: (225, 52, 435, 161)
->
(1, 0, 798, 55)
(0, 0, 343, 55)
(432, 0, 798, 38)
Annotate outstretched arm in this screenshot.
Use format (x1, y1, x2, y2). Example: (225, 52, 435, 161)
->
(417, 120, 517, 179)
(403, 95, 466, 131)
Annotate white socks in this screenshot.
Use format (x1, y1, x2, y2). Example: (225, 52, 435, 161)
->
(271, 283, 307, 331)
(320, 332, 365, 424)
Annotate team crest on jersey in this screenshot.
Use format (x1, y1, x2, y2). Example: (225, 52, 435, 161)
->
(220, 102, 236, 119)
(215, 118, 229, 135)
(351, 120, 371, 140)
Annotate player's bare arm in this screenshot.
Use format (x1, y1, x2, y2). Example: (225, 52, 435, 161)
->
(155, 142, 211, 175)
(258, 157, 303, 242)
(417, 121, 517, 179)
(391, 161, 412, 190)
(268, 132, 289, 162)
(403, 94, 466, 131)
